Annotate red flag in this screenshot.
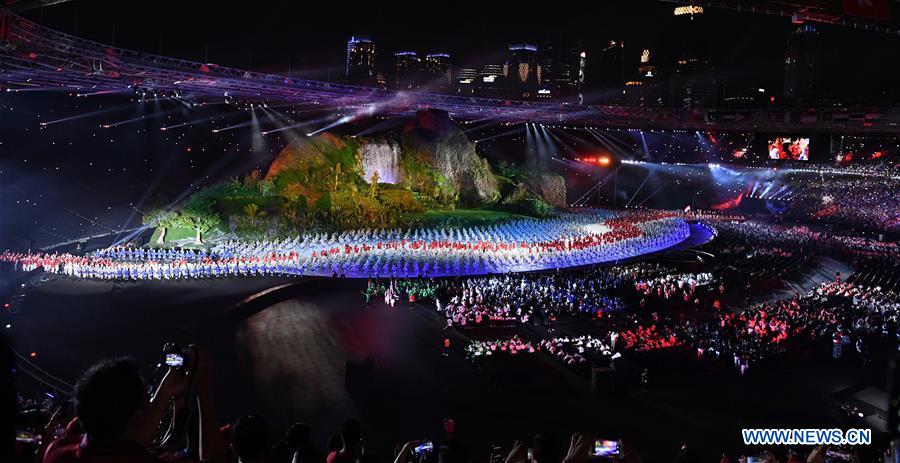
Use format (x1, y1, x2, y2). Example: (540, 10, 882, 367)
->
(842, 0, 892, 21)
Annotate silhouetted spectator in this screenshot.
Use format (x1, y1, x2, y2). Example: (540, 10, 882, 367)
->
(327, 420, 364, 463)
(288, 422, 323, 463)
(326, 435, 343, 454)
(233, 414, 269, 463)
(267, 440, 292, 463)
(44, 348, 226, 463)
(438, 439, 467, 463)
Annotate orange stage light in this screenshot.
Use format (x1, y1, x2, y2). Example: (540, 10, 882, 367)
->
(575, 155, 613, 167)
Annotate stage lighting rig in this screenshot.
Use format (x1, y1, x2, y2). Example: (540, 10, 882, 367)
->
(576, 155, 613, 167)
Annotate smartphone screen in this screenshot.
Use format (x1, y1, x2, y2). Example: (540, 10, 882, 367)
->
(413, 441, 433, 455)
(592, 439, 620, 457)
(165, 353, 184, 367)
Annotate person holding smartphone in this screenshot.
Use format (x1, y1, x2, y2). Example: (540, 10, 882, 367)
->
(393, 440, 431, 463)
(560, 433, 640, 463)
(43, 346, 227, 463)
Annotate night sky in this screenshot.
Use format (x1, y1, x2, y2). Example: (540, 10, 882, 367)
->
(20, 0, 900, 102)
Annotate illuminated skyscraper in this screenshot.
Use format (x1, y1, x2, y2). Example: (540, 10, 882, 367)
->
(477, 64, 506, 98)
(626, 48, 662, 107)
(668, 6, 717, 108)
(393, 51, 451, 92)
(784, 23, 820, 105)
(506, 43, 540, 99)
(424, 53, 453, 88)
(540, 42, 585, 102)
(394, 51, 422, 90)
(638, 48, 656, 79)
(454, 68, 477, 95)
(345, 36, 377, 86)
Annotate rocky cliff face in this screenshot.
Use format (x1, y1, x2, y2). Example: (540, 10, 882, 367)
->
(263, 111, 563, 211)
(525, 173, 567, 207)
(401, 110, 500, 206)
(264, 132, 348, 180)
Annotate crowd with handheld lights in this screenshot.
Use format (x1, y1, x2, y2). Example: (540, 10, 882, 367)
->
(678, 279, 900, 372)
(407, 218, 900, 377)
(0, 210, 690, 281)
(464, 334, 616, 367)
(370, 261, 713, 328)
(786, 174, 900, 233)
(456, 277, 898, 377)
(378, 267, 634, 326)
(713, 220, 899, 265)
(619, 226, 899, 372)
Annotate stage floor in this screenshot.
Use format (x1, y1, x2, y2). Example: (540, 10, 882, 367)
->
(295, 219, 697, 278)
(5, 215, 699, 281)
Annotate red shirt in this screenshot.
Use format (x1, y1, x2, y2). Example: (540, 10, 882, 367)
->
(44, 435, 188, 463)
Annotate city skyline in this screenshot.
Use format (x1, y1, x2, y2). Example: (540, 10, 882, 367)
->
(20, 0, 900, 106)
(339, 26, 799, 108)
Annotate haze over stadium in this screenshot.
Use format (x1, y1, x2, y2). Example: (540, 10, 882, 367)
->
(1, 1, 899, 462)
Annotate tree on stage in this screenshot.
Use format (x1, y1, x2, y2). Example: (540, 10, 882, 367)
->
(175, 200, 221, 245)
(143, 209, 178, 245)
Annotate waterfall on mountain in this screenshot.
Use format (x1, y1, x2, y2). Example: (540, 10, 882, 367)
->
(361, 141, 401, 184)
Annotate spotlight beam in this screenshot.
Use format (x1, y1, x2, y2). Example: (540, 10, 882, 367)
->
(463, 120, 499, 134)
(635, 181, 671, 208)
(570, 166, 618, 207)
(160, 110, 248, 131)
(544, 127, 580, 157)
(588, 128, 636, 158)
(39, 103, 134, 126)
(5, 86, 75, 93)
(261, 113, 341, 136)
(75, 89, 132, 97)
(354, 117, 405, 137)
(624, 171, 654, 208)
(211, 119, 255, 133)
(473, 126, 524, 144)
(100, 107, 180, 129)
(551, 127, 603, 152)
(639, 131, 650, 158)
(307, 115, 354, 136)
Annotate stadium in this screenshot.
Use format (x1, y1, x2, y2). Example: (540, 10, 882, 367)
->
(0, 1, 898, 462)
